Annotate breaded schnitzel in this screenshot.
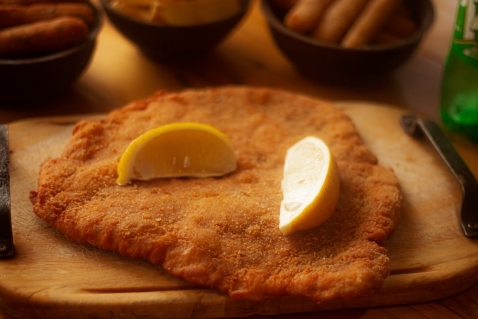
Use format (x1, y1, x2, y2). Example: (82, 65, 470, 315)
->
(29, 87, 401, 303)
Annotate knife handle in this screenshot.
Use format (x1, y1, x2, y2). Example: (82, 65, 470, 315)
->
(0, 124, 15, 258)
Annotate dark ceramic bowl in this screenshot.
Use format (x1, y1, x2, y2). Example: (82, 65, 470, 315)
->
(261, 0, 434, 81)
(100, 0, 251, 61)
(0, 2, 103, 105)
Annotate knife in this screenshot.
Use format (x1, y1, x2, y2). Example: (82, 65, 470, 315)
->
(400, 115, 478, 238)
(0, 124, 15, 258)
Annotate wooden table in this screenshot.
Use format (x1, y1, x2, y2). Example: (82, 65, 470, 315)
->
(1, 0, 478, 318)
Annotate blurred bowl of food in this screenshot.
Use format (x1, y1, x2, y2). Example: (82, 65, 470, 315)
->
(261, 0, 434, 82)
(100, 0, 251, 61)
(0, 1, 103, 104)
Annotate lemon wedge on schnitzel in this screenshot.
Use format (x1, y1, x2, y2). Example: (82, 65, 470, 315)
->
(279, 136, 340, 235)
(116, 122, 237, 185)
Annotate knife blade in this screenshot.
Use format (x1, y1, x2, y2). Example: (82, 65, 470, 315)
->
(0, 124, 15, 258)
(400, 115, 478, 238)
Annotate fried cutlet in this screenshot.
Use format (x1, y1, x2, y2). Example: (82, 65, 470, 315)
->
(29, 86, 401, 303)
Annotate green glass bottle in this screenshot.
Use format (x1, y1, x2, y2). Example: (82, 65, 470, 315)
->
(440, 0, 478, 141)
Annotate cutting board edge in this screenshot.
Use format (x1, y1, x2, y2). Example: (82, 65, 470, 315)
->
(4, 104, 478, 319)
(3, 274, 478, 319)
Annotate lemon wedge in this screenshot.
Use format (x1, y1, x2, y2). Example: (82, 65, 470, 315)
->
(279, 136, 340, 235)
(116, 122, 237, 185)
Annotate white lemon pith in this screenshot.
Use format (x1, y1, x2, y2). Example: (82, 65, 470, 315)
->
(279, 136, 340, 235)
(116, 122, 237, 185)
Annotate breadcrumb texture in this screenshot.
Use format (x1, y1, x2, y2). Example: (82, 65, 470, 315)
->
(30, 86, 401, 303)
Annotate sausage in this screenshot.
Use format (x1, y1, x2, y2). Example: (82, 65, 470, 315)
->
(0, 3, 95, 29)
(0, 16, 89, 58)
(0, 0, 87, 4)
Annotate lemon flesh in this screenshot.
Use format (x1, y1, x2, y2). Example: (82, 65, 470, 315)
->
(116, 122, 237, 185)
(279, 136, 340, 235)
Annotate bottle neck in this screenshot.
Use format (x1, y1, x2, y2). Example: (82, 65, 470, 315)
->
(453, 0, 468, 40)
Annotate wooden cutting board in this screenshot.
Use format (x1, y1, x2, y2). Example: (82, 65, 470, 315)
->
(2, 103, 478, 319)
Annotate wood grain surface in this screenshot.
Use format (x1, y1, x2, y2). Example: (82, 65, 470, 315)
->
(1, 103, 477, 319)
(1, 1, 478, 318)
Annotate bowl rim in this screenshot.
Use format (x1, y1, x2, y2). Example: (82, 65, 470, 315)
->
(260, 0, 435, 53)
(0, 1, 104, 66)
(99, 0, 251, 29)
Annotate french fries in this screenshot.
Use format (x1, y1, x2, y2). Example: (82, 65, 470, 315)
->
(285, 0, 332, 33)
(342, 0, 402, 48)
(0, 1, 95, 58)
(0, 16, 88, 58)
(312, 0, 370, 44)
(272, 0, 418, 48)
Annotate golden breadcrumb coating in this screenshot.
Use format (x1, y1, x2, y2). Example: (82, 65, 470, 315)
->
(30, 86, 401, 302)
